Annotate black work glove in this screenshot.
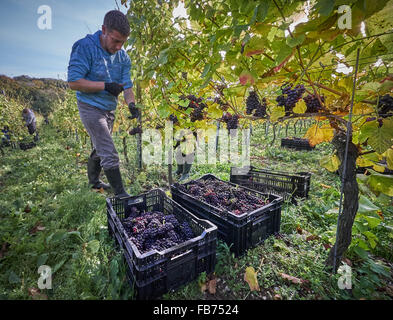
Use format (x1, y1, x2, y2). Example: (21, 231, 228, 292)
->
(104, 82, 124, 97)
(128, 102, 140, 119)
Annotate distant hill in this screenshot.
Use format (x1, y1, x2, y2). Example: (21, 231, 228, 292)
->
(0, 74, 69, 115)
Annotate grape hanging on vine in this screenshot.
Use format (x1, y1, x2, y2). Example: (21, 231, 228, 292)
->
(129, 125, 142, 135)
(178, 94, 207, 122)
(377, 94, 393, 118)
(219, 112, 239, 131)
(304, 94, 325, 113)
(276, 84, 305, 115)
(169, 114, 179, 124)
(246, 91, 267, 118)
(214, 97, 229, 111)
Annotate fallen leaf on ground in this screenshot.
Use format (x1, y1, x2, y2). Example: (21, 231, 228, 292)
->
(244, 267, 260, 291)
(199, 274, 217, 294)
(306, 235, 320, 241)
(296, 226, 303, 234)
(28, 288, 48, 300)
(199, 282, 207, 293)
(24, 204, 31, 213)
(320, 184, 331, 189)
(29, 223, 46, 235)
(208, 278, 217, 295)
(274, 294, 282, 300)
(280, 273, 309, 286)
(323, 243, 332, 250)
(0, 242, 10, 259)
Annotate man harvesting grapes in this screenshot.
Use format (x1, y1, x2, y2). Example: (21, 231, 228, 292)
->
(67, 10, 139, 199)
(22, 108, 39, 142)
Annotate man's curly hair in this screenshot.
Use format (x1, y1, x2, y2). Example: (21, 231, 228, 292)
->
(103, 10, 130, 36)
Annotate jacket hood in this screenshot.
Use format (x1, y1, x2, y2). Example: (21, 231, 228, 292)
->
(86, 30, 107, 52)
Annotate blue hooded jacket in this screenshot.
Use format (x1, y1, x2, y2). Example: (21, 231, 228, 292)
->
(67, 30, 133, 111)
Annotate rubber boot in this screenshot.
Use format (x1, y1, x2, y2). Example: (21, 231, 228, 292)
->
(175, 164, 184, 178)
(104, 167, 130, 199)
(88, 157, 111, 190)
(179, 163, 192, 182)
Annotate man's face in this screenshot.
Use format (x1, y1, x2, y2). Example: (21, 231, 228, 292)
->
(101, 25, 128, 54)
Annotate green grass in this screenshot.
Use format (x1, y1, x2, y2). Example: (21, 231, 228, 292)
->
(0, 121, 392, 300)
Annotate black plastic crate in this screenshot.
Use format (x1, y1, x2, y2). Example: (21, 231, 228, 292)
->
(106, 188, 217, 300)
(19, 142, 36, 150)
(230, 166, 311, 204)
(171, 174, 283, 257)
(281, 137, 314, 151)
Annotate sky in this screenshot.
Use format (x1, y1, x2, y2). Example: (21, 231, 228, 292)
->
(0, 0, 128, 80)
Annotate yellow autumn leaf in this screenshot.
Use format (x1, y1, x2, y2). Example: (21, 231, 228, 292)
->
(372, 164, 386, 173)
(293, 100, 307, 114)
(356, 157, 374, 168)
(383, 148, 393, 170)
(304, 124, 334, 146)
(320, 154, 341, 172)
(269, 106, 285, 123)
(324, 94, 339, 110)
(139, 79, 150, 89)
(353, 103, 375, 115)
(244, 267, 260, 291)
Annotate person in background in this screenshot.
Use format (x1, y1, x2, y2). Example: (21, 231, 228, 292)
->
(67, 10, 138, 199)
(174, 129, 197, 182)
(44, 114, 49, 125)
(22, 108, 39, 142)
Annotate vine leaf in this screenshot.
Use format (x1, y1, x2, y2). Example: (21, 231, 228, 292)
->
(320, 154, 340, 172)
(304, 124, 334, 146)
(244, 37, 266, 57)
(383, 148, 393, 169)
(313, 0, 335, 16)
(361, 118, 393, 154)
(239, 70, 255, 85)
(353, 103, 374, 115)
(293, 100, 307, 114)
(269, 106, 285, 122)
(286, 34, 305, 48)
(366, 173, 393, 196)
(356, 156, 374, 168)
(358, 195, 381, 214)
